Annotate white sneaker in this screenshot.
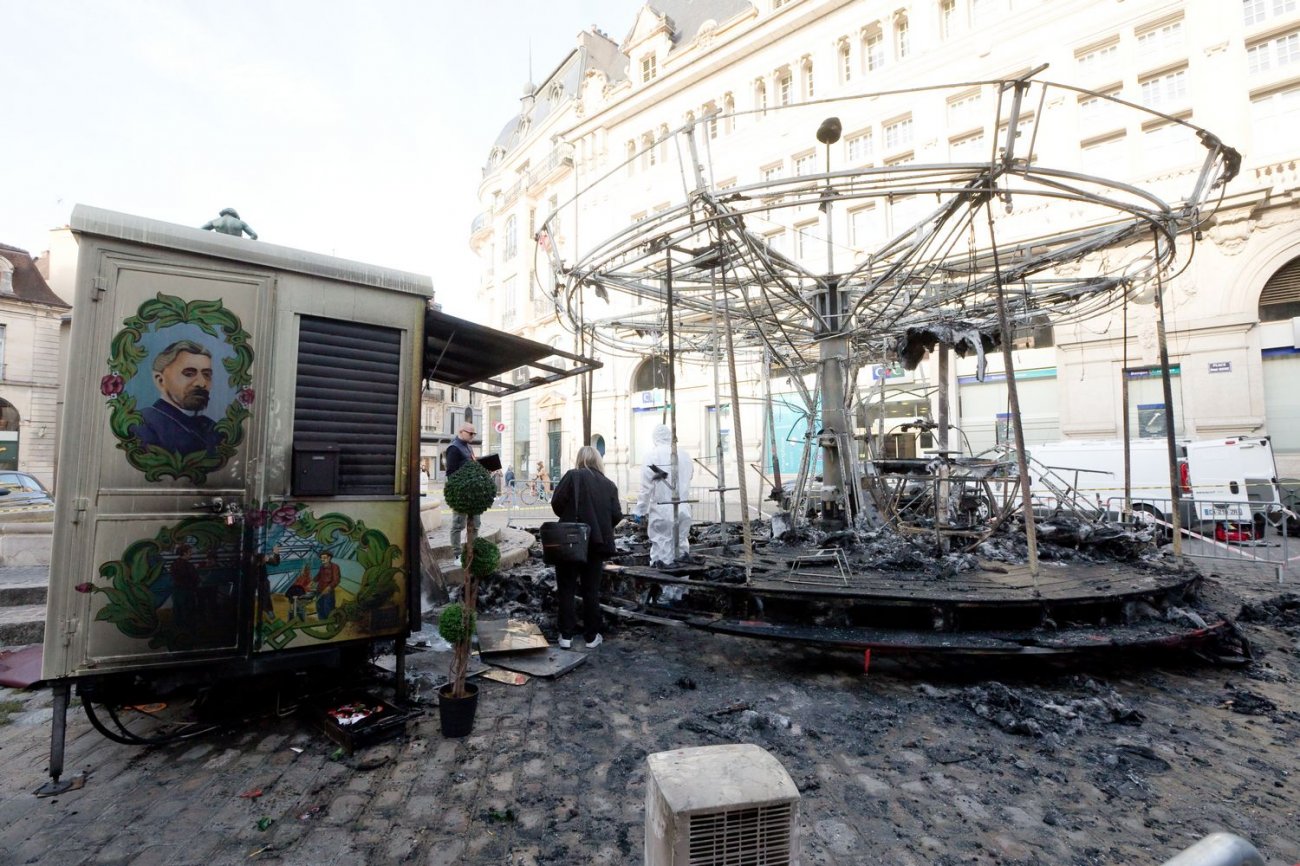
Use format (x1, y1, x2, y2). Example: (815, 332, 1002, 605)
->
(585, 634, 603, 649)
(557, 636, 572, 649)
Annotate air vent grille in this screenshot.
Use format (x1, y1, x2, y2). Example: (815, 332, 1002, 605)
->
(688, 803, 793, 866)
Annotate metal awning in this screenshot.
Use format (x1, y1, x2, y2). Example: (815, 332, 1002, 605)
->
(422, 307, 601, 397)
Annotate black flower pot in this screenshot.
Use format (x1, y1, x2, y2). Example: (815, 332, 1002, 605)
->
(438, 682, 478, 738)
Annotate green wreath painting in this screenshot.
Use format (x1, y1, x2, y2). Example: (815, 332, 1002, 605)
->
(76, 516, 243, 652)
(77, 505, 406, 653)
(101, 293, 254, 484)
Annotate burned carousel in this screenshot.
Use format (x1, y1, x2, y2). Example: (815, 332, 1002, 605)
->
(534, 73, 1244, 658)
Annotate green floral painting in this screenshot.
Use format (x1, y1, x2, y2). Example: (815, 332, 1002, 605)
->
(80, 505, 406, 653)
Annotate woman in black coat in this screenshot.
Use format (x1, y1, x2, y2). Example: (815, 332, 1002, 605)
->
(549, 445, 623, 648)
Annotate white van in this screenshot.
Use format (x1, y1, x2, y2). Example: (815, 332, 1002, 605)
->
(1029, 436, 1281, 537)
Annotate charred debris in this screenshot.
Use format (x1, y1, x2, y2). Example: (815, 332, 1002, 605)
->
(471, 510, 1240, 661)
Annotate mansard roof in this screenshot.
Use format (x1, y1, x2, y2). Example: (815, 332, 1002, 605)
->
(638, 0, 753, 53)
(0, 244, 70, 309)
(486, 28, 628, 169)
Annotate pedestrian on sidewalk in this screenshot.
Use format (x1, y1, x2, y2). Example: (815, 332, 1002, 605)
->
(534, 460, 550, 502)
(446, 422, 479, 556)
(549, 446, 622, 649)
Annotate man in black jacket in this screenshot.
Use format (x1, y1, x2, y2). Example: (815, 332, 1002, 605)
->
(446, 422, 478, 558)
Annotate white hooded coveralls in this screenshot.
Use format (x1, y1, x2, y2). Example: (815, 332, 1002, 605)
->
(635, 424, 693, 565)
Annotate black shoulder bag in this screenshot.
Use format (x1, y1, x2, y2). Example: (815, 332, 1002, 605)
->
(540, 470, 591, 565)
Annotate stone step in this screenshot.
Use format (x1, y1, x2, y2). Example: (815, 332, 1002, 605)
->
(0, 566, 49, 608)
(0, 580, 48, 607)
(0, 604, 46, 646)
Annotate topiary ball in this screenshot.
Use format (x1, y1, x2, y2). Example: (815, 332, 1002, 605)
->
(437, 602, 477, 644)
(444, 461, 496, 516)
(469, 537, 501, 578)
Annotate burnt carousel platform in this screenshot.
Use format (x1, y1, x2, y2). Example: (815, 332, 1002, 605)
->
(604, 547, 1230, 657)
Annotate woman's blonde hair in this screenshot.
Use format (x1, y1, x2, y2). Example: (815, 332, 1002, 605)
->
(575, 445, 605, 474)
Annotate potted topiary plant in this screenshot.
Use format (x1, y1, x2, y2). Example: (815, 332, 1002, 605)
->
(437, 461, 498, 737)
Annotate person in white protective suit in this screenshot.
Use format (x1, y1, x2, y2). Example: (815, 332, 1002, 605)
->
(633, 424, 693, 567)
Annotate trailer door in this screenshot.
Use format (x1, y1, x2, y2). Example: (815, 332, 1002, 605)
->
(45, 246, 270, 677)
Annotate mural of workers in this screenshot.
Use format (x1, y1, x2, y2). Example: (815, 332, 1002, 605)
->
(286, 561, 313, 621)
(85, 506, 407, 654)
(169, 543, 200, 634)
(314, 551, 341, 619)
(254, 548, 282, 622)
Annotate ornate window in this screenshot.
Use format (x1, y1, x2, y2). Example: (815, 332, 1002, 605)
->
(503, 215, 518, 260)
(884, 115, 914, 150)
(704, 101, 720, 139)
(1136, 17, 1183, 52)
(1247, 29, 1300, 73)
(845, 129, 874, 162)
(777, 68, 793, 106)
(1259, 256, 1300, 322)
(864, 24, 885, 71)
(939, 0, 957, 39)
(1138, 67, 1188, 110)
(633, 356, 673, 391)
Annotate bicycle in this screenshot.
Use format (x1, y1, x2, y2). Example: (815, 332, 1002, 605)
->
(495, 484, 538, 507)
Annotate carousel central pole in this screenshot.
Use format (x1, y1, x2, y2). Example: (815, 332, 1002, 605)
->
(814, 117, 854, 530)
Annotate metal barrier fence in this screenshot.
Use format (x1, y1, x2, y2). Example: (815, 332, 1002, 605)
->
(680, 486, 785, 524)
(1100, 496, 1297, 583)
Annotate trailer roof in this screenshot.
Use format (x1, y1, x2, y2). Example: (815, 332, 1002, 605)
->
(70, 205, 434, 298)
(423, 307, 601, 397)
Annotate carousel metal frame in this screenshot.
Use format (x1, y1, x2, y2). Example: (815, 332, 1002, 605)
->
(530, 72, 1242, 654)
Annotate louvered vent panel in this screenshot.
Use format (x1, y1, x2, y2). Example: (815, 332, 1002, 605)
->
(294, 316, 401, 495)
(1260, 257, 1300, 306)
(1260, 256, 1300, 321)
(688, 803, 793, 866)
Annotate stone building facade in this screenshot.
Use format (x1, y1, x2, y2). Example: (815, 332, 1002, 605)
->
(471, 0, 1300, 501)
(0, 244, 71, 487)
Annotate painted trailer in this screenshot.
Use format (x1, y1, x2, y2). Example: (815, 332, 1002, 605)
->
(39, 206, 598, 793)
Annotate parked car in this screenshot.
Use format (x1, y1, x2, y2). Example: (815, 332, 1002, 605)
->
(0, 471, 54, 511)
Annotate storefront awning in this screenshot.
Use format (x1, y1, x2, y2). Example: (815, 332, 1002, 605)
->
(422, 307, 601, 398)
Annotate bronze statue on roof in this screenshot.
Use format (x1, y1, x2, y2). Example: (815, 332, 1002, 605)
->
(201, 208, 258, 240)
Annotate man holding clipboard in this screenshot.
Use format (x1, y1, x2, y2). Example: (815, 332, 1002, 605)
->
(445, 422, 502, 561)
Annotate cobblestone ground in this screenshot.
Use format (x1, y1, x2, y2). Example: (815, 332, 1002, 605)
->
(1, 567, 1298, 865)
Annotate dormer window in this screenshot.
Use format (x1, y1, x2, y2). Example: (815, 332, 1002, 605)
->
(641, 54, 658, 82)
(0, 259, 13, 295)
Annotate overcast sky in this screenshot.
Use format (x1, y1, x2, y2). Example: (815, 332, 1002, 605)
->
(1, 0, 645, 316)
